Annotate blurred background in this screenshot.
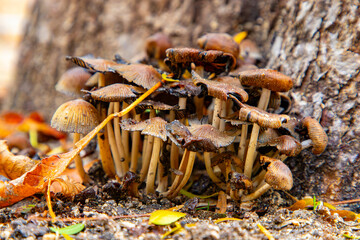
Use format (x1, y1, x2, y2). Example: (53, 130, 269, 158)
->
(0, 0, 32, 104)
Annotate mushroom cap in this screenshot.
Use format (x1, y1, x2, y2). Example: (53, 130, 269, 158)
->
(165, 48, 236, 74)
(192, 70, 248, 102)
(84, 83, 139, 102)
(145, 32, 173, 60)
(237, 102, 290, 128)
(120, 117, 168, 141)
(239, 39, 262, 61)
(66, 56, 120, 73)
(258, 135, 302, 157)
(55, 67, 91, 97)
(237, 69, 293, 92)
(260, 156, 293, 190)
(165, 120, 192, 148)
(302, 117, 328, 155)
(211, 151, 244, 171)
(51, 99, 99, 134)
(110, 64, 162, 89)
(197, 33, 239, 59)
(188, 124, 235, 148)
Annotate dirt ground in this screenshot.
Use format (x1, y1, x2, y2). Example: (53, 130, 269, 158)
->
(0, 161, 359, 240)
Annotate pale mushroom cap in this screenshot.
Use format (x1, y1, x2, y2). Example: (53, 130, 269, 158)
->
(84, 83, 138, 102)
(66, 56, 121, 73)
(258, 135, 302, 157)
(265, 160, 293, 190)
(145, 32, 173, 60)
(188, 124, 235, 148)
(111, 64, 162, 89)
(192, 70, 248, 102)
(238, 69, 293, 92)
(55, 67, 91, 97)
(51, 99, 99, 134)
(120, 117, 168, 141)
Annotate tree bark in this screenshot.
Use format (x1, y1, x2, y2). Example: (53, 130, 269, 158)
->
(3, 0, 360, 201)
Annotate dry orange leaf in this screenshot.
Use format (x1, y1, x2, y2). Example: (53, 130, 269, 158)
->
(0, 140, 37, 180)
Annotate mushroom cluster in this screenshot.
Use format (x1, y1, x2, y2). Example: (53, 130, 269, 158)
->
(53, 32, 328, 202)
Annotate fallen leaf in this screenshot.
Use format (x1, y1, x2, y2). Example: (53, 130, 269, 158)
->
(0, 140, 37, 180)
(149, 210, 186, 225)
(215, 191, 227, 214)
(214, 217, 242, 224)
(50, 223, 85, 235)
(50, 176, 86, 197)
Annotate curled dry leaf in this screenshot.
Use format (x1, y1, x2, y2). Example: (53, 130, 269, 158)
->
(0, 148, 79, 208)
(50, 175, 86, 197)
(0, 141, 37, 180)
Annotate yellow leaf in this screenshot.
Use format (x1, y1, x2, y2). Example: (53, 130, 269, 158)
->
(214, 217, 242, 224)
(233, 31, 248, 44)
(149, 210, 186, 225)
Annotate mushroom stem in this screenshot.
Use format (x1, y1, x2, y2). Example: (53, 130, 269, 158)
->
(73, 133, 90, 183)
(194, 96, 204, 119)
(168, 151, 197, 198)
(164, 149, 190, 197)
(212, 98, 222, 128)
(238, 125, 248, 162)
(107, 102, 125, 177)
(98, 108, 116, 178)
(129, 114, 141, 172)
(140, 135, 154, 182)
(243, 88, 271, 178)
(121, 101, 131, 163)
(169, 97, 187, 182)
(145, 137, 162, 194)
(156, 159, 168, 193)
(241, 183, 272, 202)
(97, 73, 116, 178)
(301, 139, 313, 150)
(113, 102, 129, 173)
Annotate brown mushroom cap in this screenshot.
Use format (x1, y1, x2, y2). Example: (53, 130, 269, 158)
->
(55, 67, 91, 97)
(165, 48, 236, 75)
(145, 33, 173, 60)
(51, 99, 99, 134)
(260, 156, 293, 190)
(237, 69, 293, 92)
(66, 56, 121, 73)
(110, 64, 162, 89)
(197, 33, 239, 59)
(237, 102, 290, 128)
(239, 39, 262, 61)
(120, 117, 168, 141)
(302, 117, 328, 155)
(258, 135, 302, 157)
(83, 83, 140, 102)
(192, 70, 248, 102)
(163, 79, 202, 98)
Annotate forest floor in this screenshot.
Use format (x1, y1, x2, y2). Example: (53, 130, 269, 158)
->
(0, 160, 359, 240)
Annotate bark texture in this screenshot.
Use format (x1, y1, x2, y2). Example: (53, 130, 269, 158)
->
(3, 0, 360, 201)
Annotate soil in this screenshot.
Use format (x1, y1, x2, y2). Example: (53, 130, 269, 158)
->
(0, 162, 359, 240)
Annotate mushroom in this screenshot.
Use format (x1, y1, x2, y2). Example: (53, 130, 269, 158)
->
(84, 83, 142, 177)
(241, 155, 293, 201)
(55, 67, 91, 97)
(301, 117, 328, 155)
(257, 135, 302, 158)
(197, 33, 239, 62)
(51, 99, 100, 183)
(145, 32, 173, 70)
(120, 117, 168, 194)
(239, 39, 262, 65)
(165, 48, 236, 78)
(229, 171, 252, 200)
(236, 69, 293, 179)
(110, 63, 162, 90)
